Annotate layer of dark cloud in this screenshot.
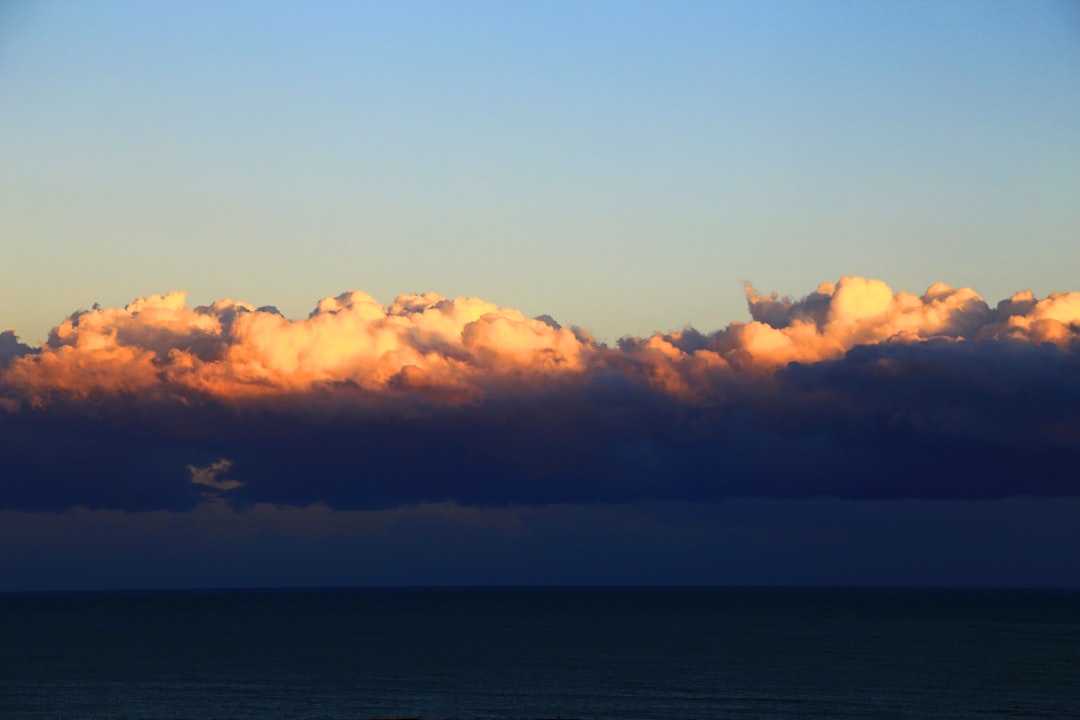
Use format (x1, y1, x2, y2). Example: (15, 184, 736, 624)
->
(2, 335, 1077, 512)
(5, 497, 1080, 591)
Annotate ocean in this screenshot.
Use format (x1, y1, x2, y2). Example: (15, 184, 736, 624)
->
(1, 587, 1077, 719)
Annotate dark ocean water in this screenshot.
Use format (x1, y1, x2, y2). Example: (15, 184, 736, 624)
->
(0, 587, 1077, 720)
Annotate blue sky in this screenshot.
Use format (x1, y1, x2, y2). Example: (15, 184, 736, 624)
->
(3, 0, 1078, 343)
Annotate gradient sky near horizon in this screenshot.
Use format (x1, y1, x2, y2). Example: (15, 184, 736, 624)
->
(3, 0, 1079, 344)
(2, 1, 1080, 592)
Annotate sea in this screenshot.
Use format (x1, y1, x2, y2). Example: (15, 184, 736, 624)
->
(1, 587, 1077, 720)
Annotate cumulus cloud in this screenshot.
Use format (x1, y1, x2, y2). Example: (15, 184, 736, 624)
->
(0, 290, 595, 407)
(0, 277, 1077, 511)
(3, 278, 1078, 407)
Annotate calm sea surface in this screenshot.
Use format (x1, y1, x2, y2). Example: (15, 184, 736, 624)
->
(1, 587, 1077, 719)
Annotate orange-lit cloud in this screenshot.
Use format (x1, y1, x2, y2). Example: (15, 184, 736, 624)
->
(1, 289, 597, 407)
(3, 277, 1077, 409)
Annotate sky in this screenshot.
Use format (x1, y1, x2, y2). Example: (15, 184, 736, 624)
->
(1, 1, 1079, 591)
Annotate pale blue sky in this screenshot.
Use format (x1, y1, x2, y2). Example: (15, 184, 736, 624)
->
(3, 0, 1078, 344)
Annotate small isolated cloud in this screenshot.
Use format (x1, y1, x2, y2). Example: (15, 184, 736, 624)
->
(0, 277, 1077, 512)
(188, 459, 243, 491)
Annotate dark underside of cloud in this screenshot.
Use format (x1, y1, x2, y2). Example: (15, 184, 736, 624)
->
(0, 330, 37, 367)
(2, 337, 1078, 513)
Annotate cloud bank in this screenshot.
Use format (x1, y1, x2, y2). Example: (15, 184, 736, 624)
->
(2, 277, 1078, 511)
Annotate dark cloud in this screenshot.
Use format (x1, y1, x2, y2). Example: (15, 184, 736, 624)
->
(4, 497, 1080, 590)
(2, 335, 1077, 512)
(0, 330, 36, 368)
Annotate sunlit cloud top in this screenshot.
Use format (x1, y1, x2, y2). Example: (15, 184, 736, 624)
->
(3, 277, 1078, 409)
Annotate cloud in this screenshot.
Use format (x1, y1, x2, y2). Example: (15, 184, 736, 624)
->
(0, 277, 1078, 511)
(188, 459, 243, 491)
(0, 330, 36, 366)
(0, 290, 595, 407)
(6, 497, 1080, 590)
